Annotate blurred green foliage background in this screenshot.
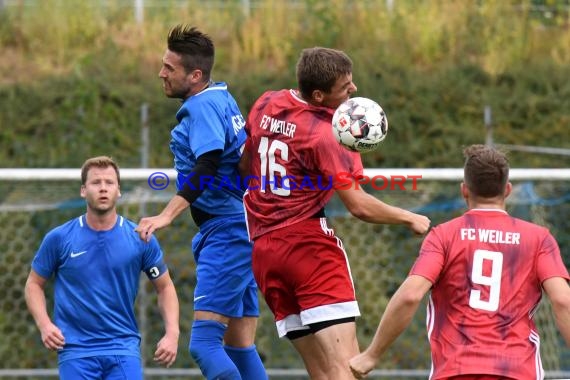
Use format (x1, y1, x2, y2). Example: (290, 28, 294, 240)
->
(0, 0, 569, 169)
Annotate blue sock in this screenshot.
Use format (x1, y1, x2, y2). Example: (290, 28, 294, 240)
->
(224, 345, 268, 380)
(189, 320, 241, 380)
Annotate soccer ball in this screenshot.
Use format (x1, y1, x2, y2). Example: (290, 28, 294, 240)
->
(331, 97, 388, 153)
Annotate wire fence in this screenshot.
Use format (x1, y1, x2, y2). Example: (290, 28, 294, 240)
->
(1, 170, 569, 378)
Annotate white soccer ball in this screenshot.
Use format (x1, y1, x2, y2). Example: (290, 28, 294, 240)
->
(331, 97, 388, 153)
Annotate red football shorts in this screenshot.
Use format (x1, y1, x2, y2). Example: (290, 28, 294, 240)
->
(252, 217, 360, 337)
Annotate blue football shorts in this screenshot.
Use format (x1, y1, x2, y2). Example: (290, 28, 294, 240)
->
(59, 355, 142, 380)
(191, 213, 259, 318)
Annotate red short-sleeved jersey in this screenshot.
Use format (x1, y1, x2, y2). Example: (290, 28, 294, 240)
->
(411, 209, 570, 380)
(243, 89, 363, 239)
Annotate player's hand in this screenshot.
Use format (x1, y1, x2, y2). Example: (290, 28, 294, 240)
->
(407, 213, 431, 235)
(349, 352, 376, 379)
(39, 321, 65, 351)
(153, 333, 178, 367)
(135, 215, 171, 242)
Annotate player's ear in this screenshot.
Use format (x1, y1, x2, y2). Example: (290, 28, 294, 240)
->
(189, 68, 203, 83)
(460, 182, 469, 200)
(80, 185, 86, 199)
(311, 89, 324, 104)
(504, 182, 512, 199)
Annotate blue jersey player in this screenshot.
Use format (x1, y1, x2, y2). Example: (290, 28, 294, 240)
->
(25, 156, 180, 380)
(135, 25, 267, 380)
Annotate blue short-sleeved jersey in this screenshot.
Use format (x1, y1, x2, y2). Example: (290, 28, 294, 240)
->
(31, 215, 167, 363)
(170, 82, 246, 215)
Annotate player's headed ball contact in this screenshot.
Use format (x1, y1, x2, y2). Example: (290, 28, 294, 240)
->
(332, 97, 388, 153)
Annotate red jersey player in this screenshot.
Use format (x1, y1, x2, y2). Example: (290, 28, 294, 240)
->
(240, 47, 430, 380)
(350, 144, 570, 380)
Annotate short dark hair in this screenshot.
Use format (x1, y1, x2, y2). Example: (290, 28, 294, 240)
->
(463, 144, 509, 198)
(296, 47, 353, 99)
(167, 24, 214, 79)
(81, 156, 120, 186)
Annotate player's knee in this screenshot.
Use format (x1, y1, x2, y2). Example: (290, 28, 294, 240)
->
(189, 320, 241, 380)
(189, 320, 225, 358)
